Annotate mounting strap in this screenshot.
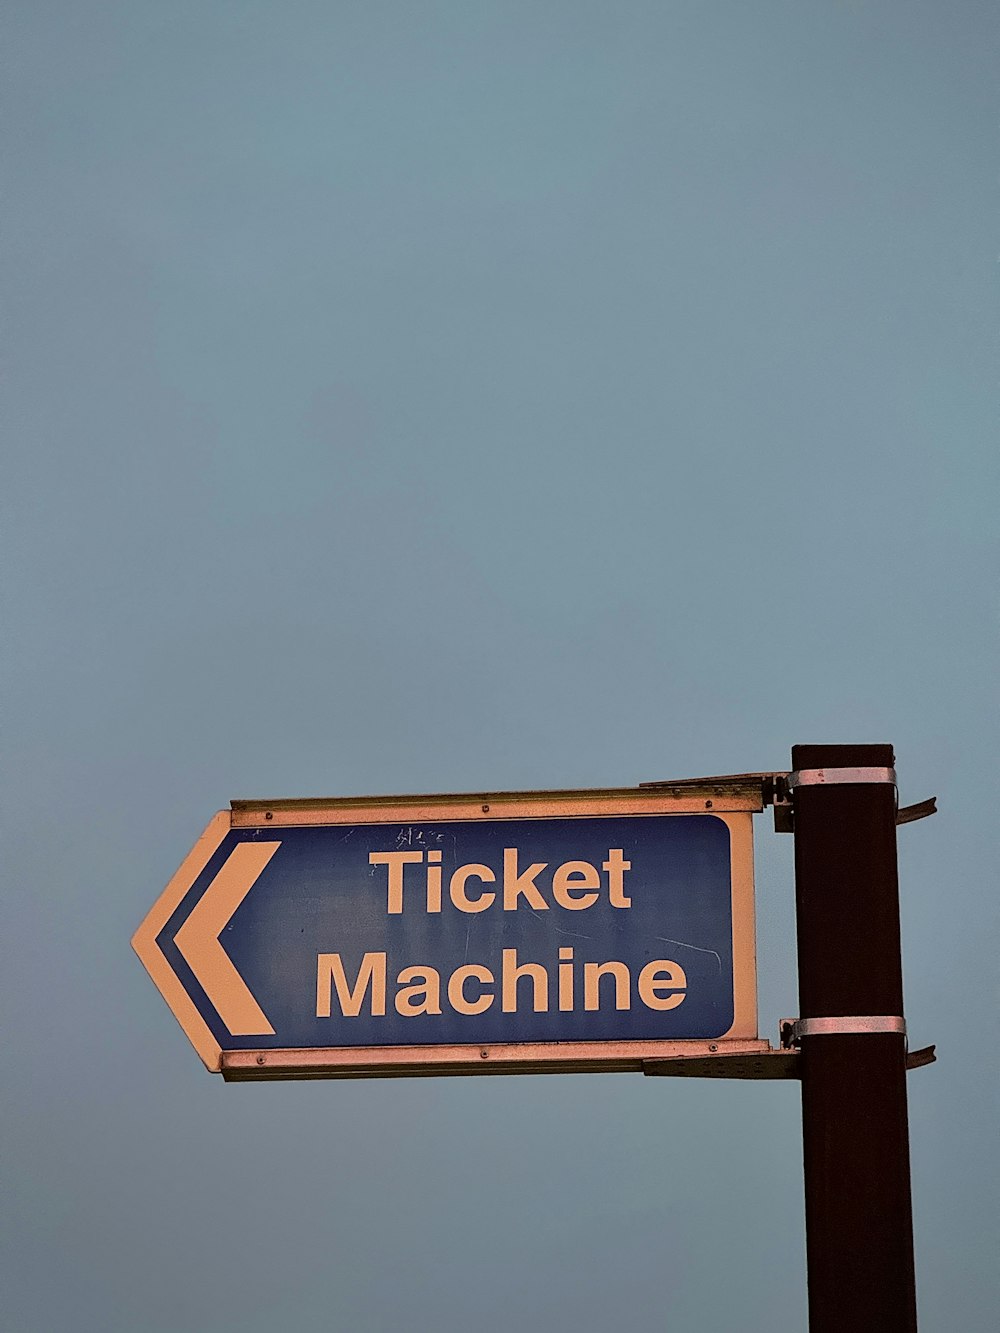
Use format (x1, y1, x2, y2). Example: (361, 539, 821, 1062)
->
(787, 766, 896, 791)
(781, 1016, 906, 1047)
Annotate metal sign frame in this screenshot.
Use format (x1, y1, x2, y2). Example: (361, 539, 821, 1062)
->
(134, 783, 762, 1081)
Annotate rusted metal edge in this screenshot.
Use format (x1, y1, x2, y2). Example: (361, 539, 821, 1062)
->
(231, 781, 767, 815)
(230, 792, 763, 829)
(639, 772, 786, 800)
(221, 1038, 771, 1082)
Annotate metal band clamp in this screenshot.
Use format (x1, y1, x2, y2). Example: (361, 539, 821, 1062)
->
(780, 1016, 906, 1047)
(787, 767, 896, 791)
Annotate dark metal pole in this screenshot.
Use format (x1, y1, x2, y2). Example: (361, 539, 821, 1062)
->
(791, 743, 917, 1332)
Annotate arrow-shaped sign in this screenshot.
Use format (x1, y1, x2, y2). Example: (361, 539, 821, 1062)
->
(133, 791, 761, 1078)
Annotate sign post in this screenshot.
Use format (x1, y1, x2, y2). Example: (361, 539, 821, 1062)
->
(789, 743, 918, 1333)
(134, 757, 931, 1329)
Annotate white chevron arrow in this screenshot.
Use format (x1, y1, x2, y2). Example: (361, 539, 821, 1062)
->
(174, 841, 281, 1036)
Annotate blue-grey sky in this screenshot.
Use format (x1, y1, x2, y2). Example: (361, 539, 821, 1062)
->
(3, 4, 997, 1330)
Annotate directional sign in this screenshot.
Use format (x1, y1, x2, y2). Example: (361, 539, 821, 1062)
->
(133, 786, 762, 1079)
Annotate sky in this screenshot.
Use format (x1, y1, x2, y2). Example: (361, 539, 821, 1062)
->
(3, 3, 997, 1330)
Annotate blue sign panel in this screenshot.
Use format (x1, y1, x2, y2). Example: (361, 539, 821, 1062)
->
(134, 798, 757, 1074)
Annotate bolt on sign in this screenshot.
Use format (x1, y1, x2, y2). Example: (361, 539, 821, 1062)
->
(132, 784, 763, 1080)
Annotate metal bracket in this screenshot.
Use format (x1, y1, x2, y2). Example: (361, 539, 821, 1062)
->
(637, 768, 935, 833)
(787, 766, 897, 790)
(643, 1039, 936, 1079)
(896, 796, 937, 825)
(780, 1016, 906, 1048)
